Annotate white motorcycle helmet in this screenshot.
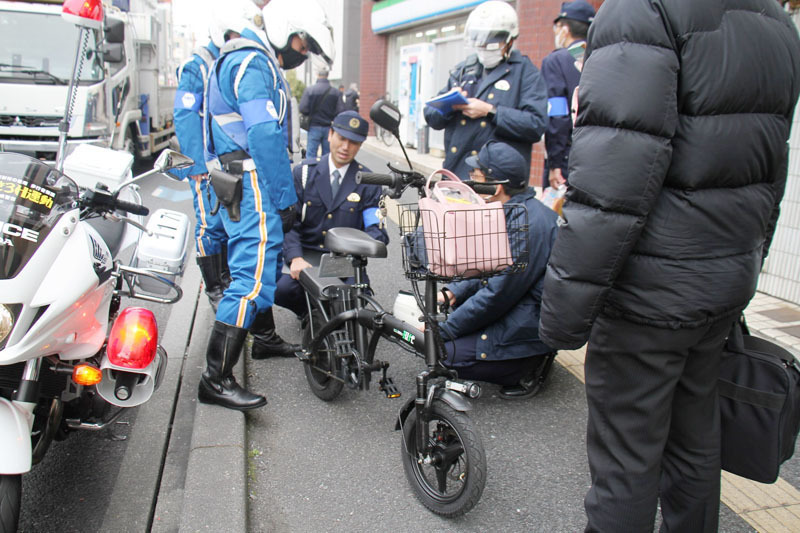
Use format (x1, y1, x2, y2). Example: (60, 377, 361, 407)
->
(209, 0, 263, 49)
(262, 0, 335, 69)
(464, 1, 519, 52)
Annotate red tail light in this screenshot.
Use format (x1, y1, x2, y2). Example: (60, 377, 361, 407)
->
(62, 0, 104, 29)
(107, 308, 158, 369)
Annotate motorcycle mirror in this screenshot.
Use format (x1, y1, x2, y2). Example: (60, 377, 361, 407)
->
(154, 150, 194, 173)
(62, 0, 103, 30)
(369, 99, 401, 137)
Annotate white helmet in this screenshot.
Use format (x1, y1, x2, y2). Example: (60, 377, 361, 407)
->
(209, 0, 263, 49)
(262, 0, 335, 69)
(464, 1, 519, 51)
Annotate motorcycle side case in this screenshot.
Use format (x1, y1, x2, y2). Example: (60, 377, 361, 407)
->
(134, 209, 190, 295)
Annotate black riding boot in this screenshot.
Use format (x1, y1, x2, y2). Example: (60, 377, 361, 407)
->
(250, 307, 300, 359)
(198, 321, 267, 410)
(220, 242, 232, 288)
(196, 254, 225, 311)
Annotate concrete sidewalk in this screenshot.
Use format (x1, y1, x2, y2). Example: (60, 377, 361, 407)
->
(155, 138, 800, 532)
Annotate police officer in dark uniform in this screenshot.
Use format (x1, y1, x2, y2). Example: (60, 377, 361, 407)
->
(439, 141, 558, 400)
(273, 111, 389, 318)
(541, 0, 595, 190)
(423, 1, 547, 179)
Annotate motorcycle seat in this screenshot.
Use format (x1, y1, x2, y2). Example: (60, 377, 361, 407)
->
(324, 227, 387, 259)
(87, 214, 125, 258)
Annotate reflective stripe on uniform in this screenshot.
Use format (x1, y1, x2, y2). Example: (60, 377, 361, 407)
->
(300, 164, 309, 222)
(236, 169, 268, 327)
(234, 51, 259, 100)
(195, 180, 207, 256)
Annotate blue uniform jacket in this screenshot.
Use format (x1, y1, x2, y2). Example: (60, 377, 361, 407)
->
(172, 42, 218, 178)
(541, 45, 583, 175)
(440, 189, 558, 361)
(423, 50, 548, 178)
(206, 30, 296, 211)
(284, 156, 389, 263)
(299, 78, 340, 128)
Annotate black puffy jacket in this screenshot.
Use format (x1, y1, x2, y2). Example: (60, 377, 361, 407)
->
(540, 0, 800, 350)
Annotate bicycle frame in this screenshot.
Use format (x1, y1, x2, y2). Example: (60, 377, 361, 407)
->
(299, 252, 481, 452)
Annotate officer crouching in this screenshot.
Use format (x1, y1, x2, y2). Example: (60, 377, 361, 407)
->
(272, 110, 389, 320)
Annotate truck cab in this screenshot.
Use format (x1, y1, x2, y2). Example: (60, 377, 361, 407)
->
(0, 0, 176, 162)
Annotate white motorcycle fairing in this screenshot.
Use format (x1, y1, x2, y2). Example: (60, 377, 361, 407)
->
(0, 397, 34, 474)
(0, 211, 113, 364)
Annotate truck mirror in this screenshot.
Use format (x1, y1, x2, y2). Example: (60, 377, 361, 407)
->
(104, 17, 125, 44)
(100, 43, 124, 64)
(155, 150, 194, 173)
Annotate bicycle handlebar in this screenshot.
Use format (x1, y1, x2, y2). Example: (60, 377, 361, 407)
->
(356, 171, 501, 197)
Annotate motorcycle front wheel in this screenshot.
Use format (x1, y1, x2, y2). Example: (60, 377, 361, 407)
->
(0, 474, 21, 533)
(401, 399, 486, 517)
(302, 309, 344, 401)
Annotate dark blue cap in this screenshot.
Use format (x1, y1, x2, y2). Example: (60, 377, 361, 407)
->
(331, 111, 369, 143)
(464, 141, 529, 189)
(554, 0, 595, 24)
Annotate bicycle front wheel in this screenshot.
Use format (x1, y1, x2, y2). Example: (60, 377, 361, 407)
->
(400, 399, 487, 517)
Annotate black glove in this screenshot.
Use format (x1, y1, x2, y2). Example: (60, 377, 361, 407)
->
(279, 205, 297, 234)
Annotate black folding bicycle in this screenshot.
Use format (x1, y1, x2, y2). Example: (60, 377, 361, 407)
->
(294, 100, 529, 517)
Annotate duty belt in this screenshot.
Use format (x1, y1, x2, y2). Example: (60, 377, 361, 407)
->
(217, 150, 255, 173)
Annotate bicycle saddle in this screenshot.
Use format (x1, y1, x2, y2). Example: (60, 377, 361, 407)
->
(325, 227, 387, 259)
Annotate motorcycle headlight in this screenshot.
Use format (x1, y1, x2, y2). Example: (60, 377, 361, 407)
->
(0, 304, 13, 346)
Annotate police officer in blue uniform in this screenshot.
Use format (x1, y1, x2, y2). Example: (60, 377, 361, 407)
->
(541, 0, 595, 189)
(200, 0, 334, 411)
(423, 1, 547, 179)
(171, 22, 233, 311)
(272, 111, 389, 319)
(439, 141, 558, 400)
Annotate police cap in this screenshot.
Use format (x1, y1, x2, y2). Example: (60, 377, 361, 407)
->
(554, 0, 595, 25)
(331, 111, 369, 143)
(464, 141, 529, 189)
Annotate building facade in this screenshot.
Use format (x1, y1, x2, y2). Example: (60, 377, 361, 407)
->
(359, 0, 800, 306)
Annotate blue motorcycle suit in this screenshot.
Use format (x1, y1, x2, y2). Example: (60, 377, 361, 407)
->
(172, 41, 226, 257)
(204, 30, 297, 328)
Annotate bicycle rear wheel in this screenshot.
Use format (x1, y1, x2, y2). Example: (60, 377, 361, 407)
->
(400, 399, 486, 517)
(302, 309, 345, 401)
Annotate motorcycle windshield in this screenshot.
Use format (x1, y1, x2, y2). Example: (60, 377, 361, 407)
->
(0, 153, 79, 280)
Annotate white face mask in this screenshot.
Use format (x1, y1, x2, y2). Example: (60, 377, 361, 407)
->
(476, 48, 504, 69)
(554, 25, 568, 49)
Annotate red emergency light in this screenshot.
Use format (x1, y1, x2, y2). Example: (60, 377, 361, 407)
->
(62, 0, 104, 30)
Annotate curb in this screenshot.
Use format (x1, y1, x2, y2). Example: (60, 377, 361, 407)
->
(100, 256, 202, 531)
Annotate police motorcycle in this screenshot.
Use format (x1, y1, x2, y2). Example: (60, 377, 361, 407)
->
(295, 99, 529, 517)
(0, 2, 193, 530)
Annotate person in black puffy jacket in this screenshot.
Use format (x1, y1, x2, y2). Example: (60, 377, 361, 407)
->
(538, 0, 800, 531)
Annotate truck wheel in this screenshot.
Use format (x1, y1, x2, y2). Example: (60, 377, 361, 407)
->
(0, 474, 21, 533)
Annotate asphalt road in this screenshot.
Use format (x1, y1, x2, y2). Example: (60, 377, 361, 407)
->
(244, 148, 758, 532)
(17, 165, 194, 533)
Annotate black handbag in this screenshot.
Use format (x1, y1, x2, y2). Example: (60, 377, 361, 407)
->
(299, 86, 332, 131)
(719, 317, 800, 483)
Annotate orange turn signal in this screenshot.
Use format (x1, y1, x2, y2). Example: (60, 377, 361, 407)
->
(72, 364, 102, 386)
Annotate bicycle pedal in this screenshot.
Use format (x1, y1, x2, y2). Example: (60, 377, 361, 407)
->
(295, 349, 310, 363)
(379, 377, 401, 398)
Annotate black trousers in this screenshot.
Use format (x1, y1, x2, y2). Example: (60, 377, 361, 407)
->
(584, 314, 731, 533)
